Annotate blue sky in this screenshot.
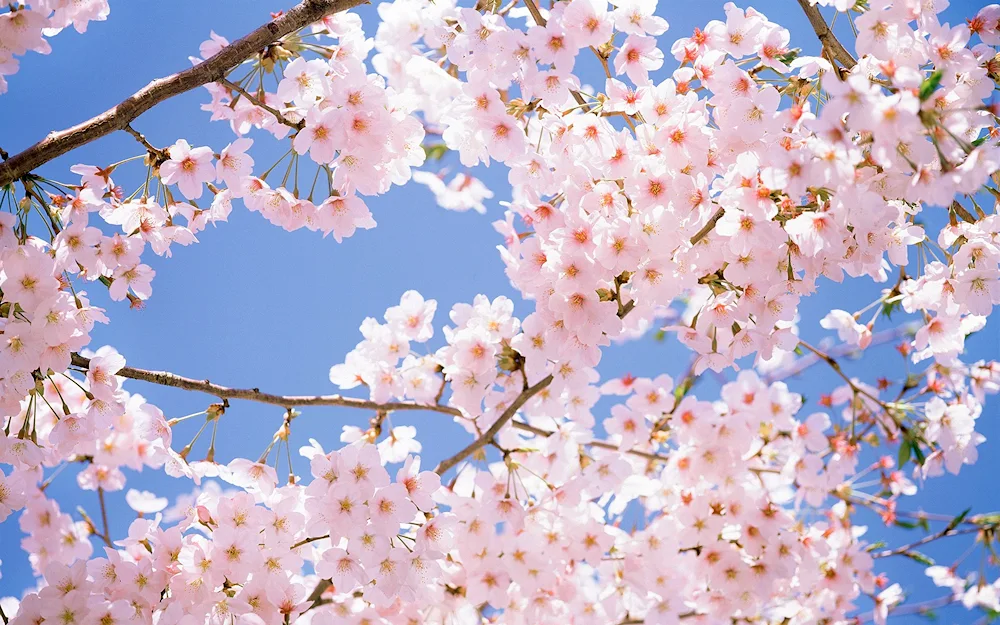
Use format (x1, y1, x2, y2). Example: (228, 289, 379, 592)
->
(0, 0, 996, 621)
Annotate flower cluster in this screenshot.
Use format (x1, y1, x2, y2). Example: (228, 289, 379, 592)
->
(5, 0, 1000, 623)
(0, 162, 231, 412)
(1, 345, 172, 502)
(329, 290, 441, 404)
(195, 16, 426, 238)
(6, 439, 447, 625)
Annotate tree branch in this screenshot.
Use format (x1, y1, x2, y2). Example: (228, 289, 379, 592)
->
(858, 595, 960, 623)
(764, 326, 909, 383)
(798, 340, 888, 411)
(511, 420, 670, 463)
(97, 487, 113, 548)
(305, 579, 333, 610)
(872, 525, 980, 559)
(123, 124, 166, 161)
(0, 0, 364, 188)
(69, 353, 463, 416)
(689, 206, 725, 246)
(795, 0, 857, 72)
(435, 374, 554, 475)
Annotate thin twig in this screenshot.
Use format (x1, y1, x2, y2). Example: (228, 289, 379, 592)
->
(873, 526, 981, 559)
(219, 78, 304, 130)
(123, 124, 165, 160)
(291, 534, 331, 550)
(512, 420, 670, 462)
(798, 341, 888, 411)
(858, 595, 959, 623)
(765, 326, 909, 383)
(689, 206, 726, 245)
(97, 487, 113, 548)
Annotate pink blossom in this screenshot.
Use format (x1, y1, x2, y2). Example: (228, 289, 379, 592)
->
(159, 139, 215, 200)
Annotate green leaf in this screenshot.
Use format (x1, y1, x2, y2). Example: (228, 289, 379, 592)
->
(777, 48, 800, 65)
(911, 439, 926, 465)
(673, 377, 694, 402)
(946, 508, 972, 532)
(977, 513, 1000, 527)
(422, 143, 450, 161)
(895, 519, 919, 530)
(918, 69, 944, 102)
(898, 438, 912, 467)
(881, 298, 902, 320)
(903, 550, 935, 566)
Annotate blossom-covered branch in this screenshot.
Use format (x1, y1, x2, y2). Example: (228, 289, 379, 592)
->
(0, 0, 364, 188)
(69, 353, 463, 416)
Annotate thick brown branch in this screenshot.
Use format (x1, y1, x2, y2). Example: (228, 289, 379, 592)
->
(795, 0, 857, 72)
(0, 0, 363, 188)
(69, 353, 463, 416)
(435, 374, 554, 475)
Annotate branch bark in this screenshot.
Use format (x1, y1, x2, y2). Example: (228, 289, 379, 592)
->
(434, 374, 554, 475)
(872, 525, 980, 559)
(0, 0, 364, 188)
(795, 0, 858, 72)
(689, 206, 725, 246)
(71, 350, 666, 466)
(69, 353, 463, 416)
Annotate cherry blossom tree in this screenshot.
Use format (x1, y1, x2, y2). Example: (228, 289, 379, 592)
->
(2, 0, 1000, 623)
